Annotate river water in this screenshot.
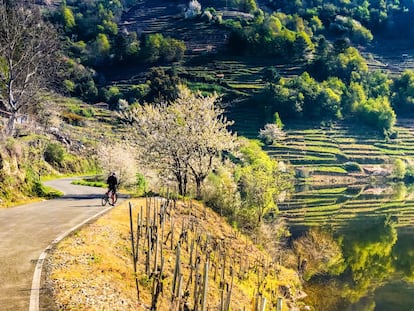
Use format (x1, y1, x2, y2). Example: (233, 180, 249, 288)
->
(279, 182, 414, 311)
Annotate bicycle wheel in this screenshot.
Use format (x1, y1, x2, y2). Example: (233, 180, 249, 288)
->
(101, 194, 108, 206)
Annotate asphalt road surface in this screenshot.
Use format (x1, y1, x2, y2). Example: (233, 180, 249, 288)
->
(0, 178, 115, 311)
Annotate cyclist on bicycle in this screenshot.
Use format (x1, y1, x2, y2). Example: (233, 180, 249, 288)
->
(106, 172, 118, 201)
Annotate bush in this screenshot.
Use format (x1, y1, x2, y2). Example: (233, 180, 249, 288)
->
(343, 161, 362, 172)
(62, 111, 84, 126)
(393, 158, 406, 179)
(135, 173, 148, 196)
(185, 0, 201, 19)
(258, 123, 285, 145)
(44, 143, 65, 166)
(24, 166, 62, 199)
(404, 165, 414, 182)
(202, 167, 241, 220)
(353, 97, 396, 131)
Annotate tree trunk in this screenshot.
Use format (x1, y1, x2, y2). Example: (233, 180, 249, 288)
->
(177, 178, 184, 196)
(5, 112, 17, 137)
(183, 173, 188, 196)
(176, 172, 188, 196)
(195, 177, 202, 200)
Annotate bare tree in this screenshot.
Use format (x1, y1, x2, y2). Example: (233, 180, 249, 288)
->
(128, 85, 237, 197)
(0, 0, 59, 136)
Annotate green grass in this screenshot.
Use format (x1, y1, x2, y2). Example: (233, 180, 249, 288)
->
(40, 185, 64, 199)
(227, 83, 264, 89)
(313, 166, 348, 174)
(72, 179, 106, 188)
(187, 82, 227, 94)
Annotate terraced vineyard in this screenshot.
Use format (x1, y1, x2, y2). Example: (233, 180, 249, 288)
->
(262, 119, 414, 231)
(278, 184, 414, 231)
(120, 0, 234, 54)
(106, 0, 307, 98)
(362, 38, 414, 77)
(267, 119, 414, 172)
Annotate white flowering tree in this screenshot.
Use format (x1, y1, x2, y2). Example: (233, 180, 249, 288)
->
(131, 85, 237, 198)
(97, 142, 138, 187)
(258, 123, 285, 145)
(185, 0, 201, 19)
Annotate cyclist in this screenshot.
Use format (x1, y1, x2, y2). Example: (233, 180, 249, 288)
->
(106, 172, 118, 204)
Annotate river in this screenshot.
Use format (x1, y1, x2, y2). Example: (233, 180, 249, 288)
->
(279, 182, 414, 311)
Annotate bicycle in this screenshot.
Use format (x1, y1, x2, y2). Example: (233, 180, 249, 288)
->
(102, 189, 118, 206)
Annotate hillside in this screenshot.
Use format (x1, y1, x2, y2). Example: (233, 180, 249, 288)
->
(89, 0, 414, 146)
(120, 0, 230, 54)
(270, 119, 414, 177)
(44, 197, 305, 310)
(106, 0, 414, 89)
(0, 94, 127, 207)
(100, 0, 305, 93)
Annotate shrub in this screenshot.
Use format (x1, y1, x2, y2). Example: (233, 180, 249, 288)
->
(202, 166, 241, 219)
(353, 97, 396, 131)
(293, 228, 345, 280)
(393, 158, 406, 179)
(62, 111, 84, 126)
(135, 173, 148, 196)
(44, 143, 65, 166)
(343, 162, 362, 172)
(185, 0, 201, 19)
(125, 84, 150, 102)
(63, 79, 75, 93)
(404, 165, 414, 182)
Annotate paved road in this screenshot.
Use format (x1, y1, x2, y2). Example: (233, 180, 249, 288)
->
(0, 178, 114, 311)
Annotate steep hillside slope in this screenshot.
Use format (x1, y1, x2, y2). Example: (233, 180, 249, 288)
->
(0, 94, 126, 207)
(45, 197, 306, 310)
(121, 0, 230, 54)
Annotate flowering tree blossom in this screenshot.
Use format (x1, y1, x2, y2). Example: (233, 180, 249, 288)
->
(130, 85, 237, 197)
(258, 123, 285, 145)
(97, 142, 138, 187)
(185, 0, 201, 19)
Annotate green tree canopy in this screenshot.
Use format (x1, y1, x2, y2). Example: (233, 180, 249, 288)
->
(236, 140, 292, 226)
(391, 70, 414, 114)
(352, 96, 396, 131)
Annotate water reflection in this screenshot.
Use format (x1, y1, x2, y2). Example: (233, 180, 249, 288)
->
(282, 183, 414, 310)
(302, 218, 414, 310)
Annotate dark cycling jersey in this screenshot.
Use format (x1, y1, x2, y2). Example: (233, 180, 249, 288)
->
(107, 175, 118, 192)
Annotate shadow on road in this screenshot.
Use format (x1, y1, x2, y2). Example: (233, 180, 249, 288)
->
(55, 194, 130, 200)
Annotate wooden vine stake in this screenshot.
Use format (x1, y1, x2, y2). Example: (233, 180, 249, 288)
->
(224, 267, 234, 311)
(171, 243, 182, 302)
(129, 202, 140, 301)
(201, 260, 209, 311)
